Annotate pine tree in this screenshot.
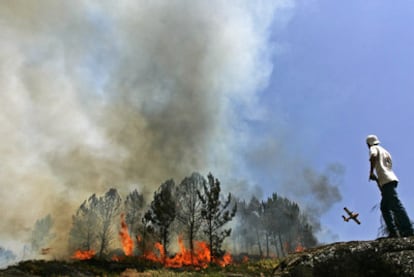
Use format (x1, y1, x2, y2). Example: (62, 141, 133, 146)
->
(198, 173, 236, 262)
(176, 172, 205, 264)
(96, 188, 122, 258)
(146, 179, 176, 262)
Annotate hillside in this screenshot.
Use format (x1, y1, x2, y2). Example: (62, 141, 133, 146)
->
(274, 236, 414, 277)
(1, 237, 413, 276)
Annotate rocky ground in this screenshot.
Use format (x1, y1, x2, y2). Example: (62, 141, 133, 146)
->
(1, 237, 413, 276)
(273, 237, 414, 277)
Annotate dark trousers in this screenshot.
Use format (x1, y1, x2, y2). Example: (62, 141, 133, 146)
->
(381, 181, 413, 236)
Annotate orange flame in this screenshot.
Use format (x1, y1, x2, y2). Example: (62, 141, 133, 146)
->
(142, 236, 231, 268)
(214, 251, 232, 267)
(119, 213, 134, 256)
(72, 249, 95, 260)
(294, 242, 305, 253)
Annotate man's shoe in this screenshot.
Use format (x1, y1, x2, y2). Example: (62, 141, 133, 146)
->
(399, 230, 413, 237)
(388, 232, 399, 238)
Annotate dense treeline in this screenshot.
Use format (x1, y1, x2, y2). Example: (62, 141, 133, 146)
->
(232, 194, 317, 257)
(24, 172, 317, 262)
(68, 172, 236, 262)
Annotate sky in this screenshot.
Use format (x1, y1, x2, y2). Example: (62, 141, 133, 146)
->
(0, 0, 414, 256)
(262, 0, 414, 242)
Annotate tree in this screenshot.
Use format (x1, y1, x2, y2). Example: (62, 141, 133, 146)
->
(124, 188, 145, 254)
(198, 173, 237, 262)
(146, 179, 176, 262)
(176, 172, 205, 264)
(96, 188, 122, 258)
(141, 210, 156, 256)
(262, 193, 317, 256)
(68, 194, 99, 253)
(30, 214, 55, 255)
(232, 198, 257, 254)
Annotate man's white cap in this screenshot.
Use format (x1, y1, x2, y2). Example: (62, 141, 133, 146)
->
(366, 134, 380, 146)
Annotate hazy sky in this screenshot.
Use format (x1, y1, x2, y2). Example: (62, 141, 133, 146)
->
(263, 0, 414, 242)
(1, 0, 414, 255)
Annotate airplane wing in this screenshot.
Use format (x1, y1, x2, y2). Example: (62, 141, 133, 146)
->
(344, 207, 352, 215)
(352, 217, 361, 225)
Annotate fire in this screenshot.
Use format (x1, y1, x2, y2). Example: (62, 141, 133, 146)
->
(72, 249, 95, 260)
(295, 242, 305, 253)
(143, 242, 165, 263)
(214, 251, 232, 267)
(143, 236, 232, 268)
(119, 214, 134, 256)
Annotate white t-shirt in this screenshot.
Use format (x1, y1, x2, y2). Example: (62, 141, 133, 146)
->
(369, 145, 399, 186)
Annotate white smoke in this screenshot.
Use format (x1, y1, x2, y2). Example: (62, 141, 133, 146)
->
(0, 0, 295, 255)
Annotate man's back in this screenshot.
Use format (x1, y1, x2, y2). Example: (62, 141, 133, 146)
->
(369, 144, 398, 186)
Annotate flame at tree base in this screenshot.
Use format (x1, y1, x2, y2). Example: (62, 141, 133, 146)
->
(119, 214, 134, 256)
(72, 249, 95, 260)
(72, 215, 232, 268)
(295, 242, 305, 253)
(143, 237, 232, 268)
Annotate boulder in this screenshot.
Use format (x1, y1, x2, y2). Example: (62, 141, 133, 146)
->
(273, 237, 414, 277)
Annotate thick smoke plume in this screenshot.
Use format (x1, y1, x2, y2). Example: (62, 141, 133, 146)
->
(0, 0, 295, 254)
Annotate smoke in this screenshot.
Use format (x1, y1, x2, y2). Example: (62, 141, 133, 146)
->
(0, 0, 295, 254)
(244, 129, 344, 238)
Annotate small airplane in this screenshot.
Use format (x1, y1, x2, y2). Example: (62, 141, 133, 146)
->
(342, 207, 361, 225)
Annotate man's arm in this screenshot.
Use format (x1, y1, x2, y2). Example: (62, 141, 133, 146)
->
(369, 147, 379, 181)
(369, 153, 377, 181)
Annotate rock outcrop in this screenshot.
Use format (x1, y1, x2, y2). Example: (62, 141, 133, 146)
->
(273, 237, 414, 277)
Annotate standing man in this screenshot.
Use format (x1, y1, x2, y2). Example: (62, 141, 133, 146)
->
(367, 134, 413, 237)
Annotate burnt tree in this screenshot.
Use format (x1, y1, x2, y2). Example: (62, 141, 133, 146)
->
(96, 188, 122, 258)
(176, 172, 205, 265)
(124, 189, 145, 254)
(68, 194, 99, 253)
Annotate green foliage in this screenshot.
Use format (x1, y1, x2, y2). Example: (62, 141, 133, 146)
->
(145, 179, 177, 258)
(124, 189, 145, 239)
(66, 171, 317, 267)
(234, 193, 317, 258)
(198, 173, 237, 262)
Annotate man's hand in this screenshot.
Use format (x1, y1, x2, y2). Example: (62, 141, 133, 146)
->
(369, 173, 378, 182)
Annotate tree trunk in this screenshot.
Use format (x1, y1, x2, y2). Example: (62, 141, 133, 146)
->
(189, 224, 194, 265)
(209, 221, 213, 263)
(265, 232, 270, 258)
(278, 233, 285, 257)
(255, 228, 262, 257)
(272, 233, 280, 257)
(162, 228, 168, 265)
(98, 236, 106, 259)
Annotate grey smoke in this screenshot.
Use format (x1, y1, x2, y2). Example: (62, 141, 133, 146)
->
(245, 130, 344, 235)
(0, 0, 294, 254)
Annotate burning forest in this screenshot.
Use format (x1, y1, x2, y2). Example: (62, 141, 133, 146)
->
(2, 172, 319, 273)
(65, 172, 317, 267)
(0, 1, 346, 274)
